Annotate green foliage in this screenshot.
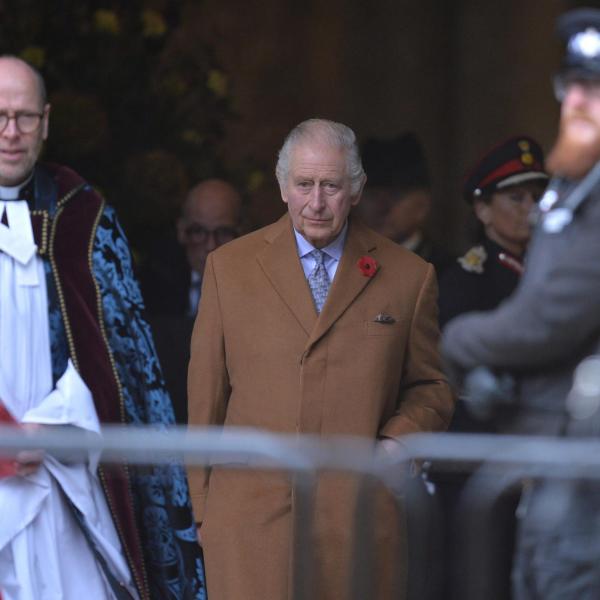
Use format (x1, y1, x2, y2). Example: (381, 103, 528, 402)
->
(0, 0, 233, 252)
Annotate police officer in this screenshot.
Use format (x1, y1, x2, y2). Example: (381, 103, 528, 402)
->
(439, 136, 548, 331)
(442, 8, 600, 599)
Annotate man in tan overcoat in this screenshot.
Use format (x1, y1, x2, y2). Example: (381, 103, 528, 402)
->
(188, 118, 453, 599)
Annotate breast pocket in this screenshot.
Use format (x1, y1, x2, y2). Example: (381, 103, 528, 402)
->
(365, 319, 407, 337)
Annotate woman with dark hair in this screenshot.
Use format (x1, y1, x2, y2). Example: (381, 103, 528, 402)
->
(439, 136, 548, 331)
(436, 136, 548, 600)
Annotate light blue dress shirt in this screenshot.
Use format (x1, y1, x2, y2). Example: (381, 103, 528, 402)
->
(293, 222, 348, 283)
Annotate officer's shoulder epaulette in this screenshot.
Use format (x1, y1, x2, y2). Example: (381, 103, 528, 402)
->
(457, 244, 487, 274)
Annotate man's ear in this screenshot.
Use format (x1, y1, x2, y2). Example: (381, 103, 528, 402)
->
(351, 174, 367, 207)
(42, 103, 50, 140)
(473, 199, 491, 225)
(280, 182, 289, 205)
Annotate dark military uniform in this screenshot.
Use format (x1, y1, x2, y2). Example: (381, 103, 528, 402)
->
(439, 237, 522, 331)
(436, 236, 524, 600)
(439, 237, 522, 433)
(434, 135, 547, 600)
(439, 134, 547, 430)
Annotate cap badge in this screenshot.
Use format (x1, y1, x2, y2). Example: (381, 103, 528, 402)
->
(458, 245, 487, 274)
(569, 28, 600, 59)
(518, 140, 531, 152)
(521, 152, 534, 166)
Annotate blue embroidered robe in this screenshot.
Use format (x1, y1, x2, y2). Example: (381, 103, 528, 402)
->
(25, 163, 206, 600)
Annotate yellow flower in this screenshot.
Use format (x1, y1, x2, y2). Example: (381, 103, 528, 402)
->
(181, 129, 204, 145)
(207, 69, 228, 98)
(94, 9, 120, 35)
(162, 75, 188, 97)
(142, 9, 167, 38)
(247, 170, 265, 192)
(20, 46, 46, 68)
(518, 140, 531, 152)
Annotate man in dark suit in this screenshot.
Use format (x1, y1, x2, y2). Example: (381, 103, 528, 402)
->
(140, 178, 242, 422)
(442, 8, 600, 598)
(142, 178, 243, 318)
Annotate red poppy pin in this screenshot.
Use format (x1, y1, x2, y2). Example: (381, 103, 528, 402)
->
(357, 256, 378, 277)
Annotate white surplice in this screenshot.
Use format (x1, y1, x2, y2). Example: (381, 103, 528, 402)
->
(0, 197, 138, 600)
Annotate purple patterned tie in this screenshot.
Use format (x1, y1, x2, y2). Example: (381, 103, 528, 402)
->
(308, 249, 331, 314)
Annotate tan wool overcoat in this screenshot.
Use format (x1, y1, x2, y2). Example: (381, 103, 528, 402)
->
(188, 214, 453, 600)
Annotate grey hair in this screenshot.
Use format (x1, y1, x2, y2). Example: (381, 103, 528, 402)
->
(275, 118, 366, 196)
(0, 55, 47, 106)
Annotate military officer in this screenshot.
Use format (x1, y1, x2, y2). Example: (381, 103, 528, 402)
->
(439, 136, 548, 333)
(435, 137, 548, 599)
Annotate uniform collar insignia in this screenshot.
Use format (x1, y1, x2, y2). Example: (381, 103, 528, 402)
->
(498, 252, 524, 275)
(458, 245, 487, 274)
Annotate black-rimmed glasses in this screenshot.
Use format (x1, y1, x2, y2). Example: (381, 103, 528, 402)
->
(183, 223, 238, 245)
(0, 111, 44, 134)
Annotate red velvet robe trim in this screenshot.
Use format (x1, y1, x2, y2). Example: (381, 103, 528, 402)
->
(47, 165, 149, 599)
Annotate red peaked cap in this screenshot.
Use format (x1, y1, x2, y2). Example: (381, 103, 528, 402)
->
(463, 135, 548, 203)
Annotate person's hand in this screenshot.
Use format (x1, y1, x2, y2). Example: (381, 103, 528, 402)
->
(377, 437, 412, 496)
(14, 423, 44, 477)
(377, 436, 405, 459)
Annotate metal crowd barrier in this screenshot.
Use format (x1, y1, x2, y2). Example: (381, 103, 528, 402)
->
(3, 426, 600, 599)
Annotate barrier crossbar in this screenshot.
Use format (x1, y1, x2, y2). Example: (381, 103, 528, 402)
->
(3, 426, 600, 599)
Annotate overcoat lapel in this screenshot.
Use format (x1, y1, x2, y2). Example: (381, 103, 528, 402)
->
(257, 214, 317, 336)
(306, 219, 377, 350)
(258, 215, 378, 346)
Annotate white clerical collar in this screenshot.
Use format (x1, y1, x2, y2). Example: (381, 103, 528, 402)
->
(293, 221, 348, 261)
(0, 172, 33, 200)
(0, 201, 39, 285)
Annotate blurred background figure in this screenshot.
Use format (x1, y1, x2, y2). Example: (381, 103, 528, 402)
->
(442, 8, 600, 598)
(439, 136, 548, 366)
(142, 178, 243, 318)
(177, 179, 243, 316)
(434, 136, 547, 600)
(359, 132, 454, 276)
(140, 178, 243, 423)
